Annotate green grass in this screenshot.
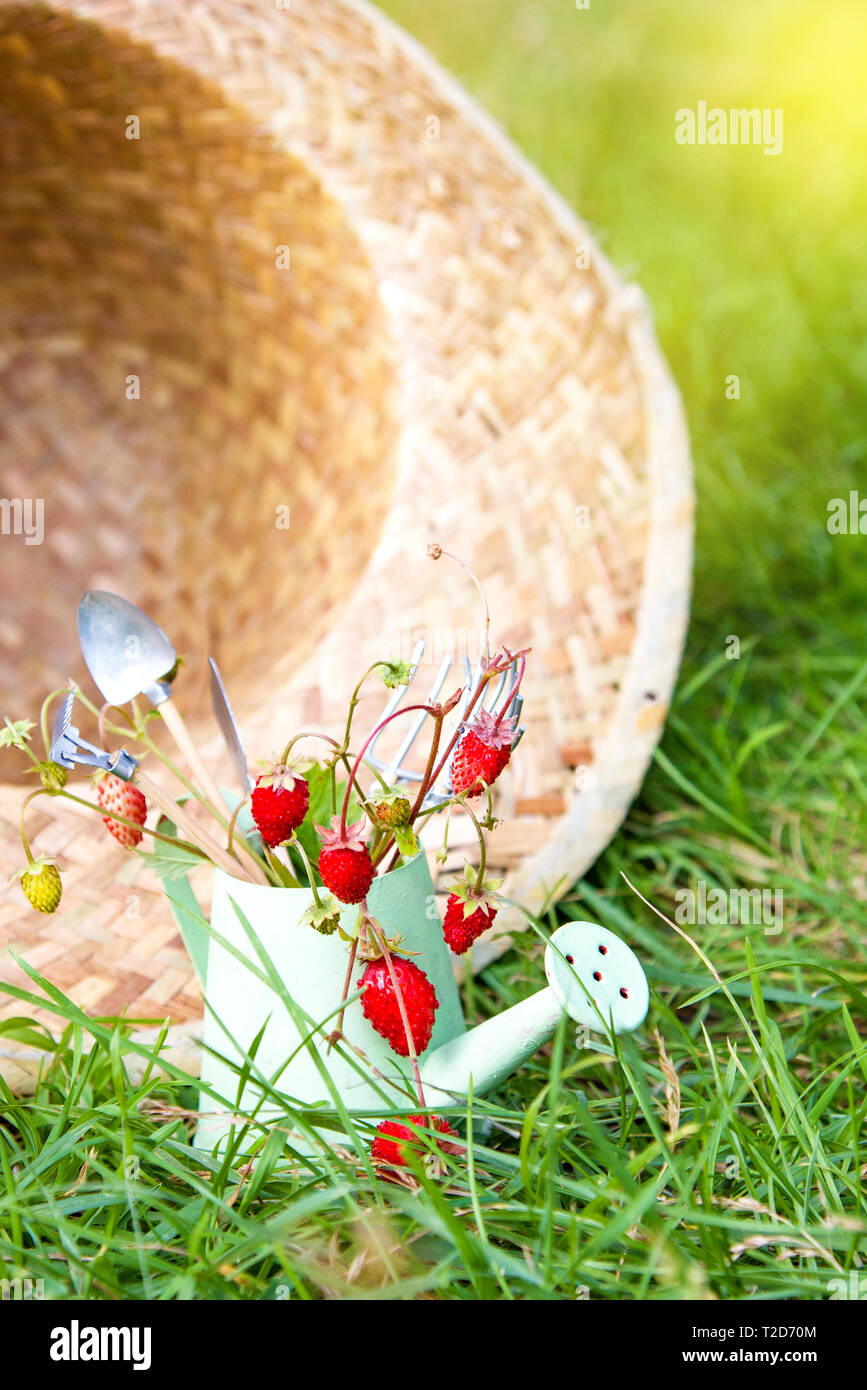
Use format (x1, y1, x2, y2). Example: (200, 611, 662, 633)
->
(2, 0, 866, 1300)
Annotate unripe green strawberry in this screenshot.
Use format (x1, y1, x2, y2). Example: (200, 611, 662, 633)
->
(37, 760, 68, 791)
(372, 794, 411, 828)
(19, 860, 62, 913)
(30, 761, 68, 795)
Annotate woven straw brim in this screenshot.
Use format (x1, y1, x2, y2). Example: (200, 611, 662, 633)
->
(0, 0, 692, 1083)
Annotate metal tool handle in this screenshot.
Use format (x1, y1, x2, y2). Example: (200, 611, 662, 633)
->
(158, 699, 228, 812)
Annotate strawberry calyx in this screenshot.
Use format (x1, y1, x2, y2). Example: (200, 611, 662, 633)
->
(354, 908, 410, 962)
(301, 893, 342, 936)
(379, 658, 414, 690)
(254, 757, 309, 793)
(448, 862, 503, 919)
(10, 853, 57, 885)
(315, 813, 369, 856)
(462, 707, 517, 752)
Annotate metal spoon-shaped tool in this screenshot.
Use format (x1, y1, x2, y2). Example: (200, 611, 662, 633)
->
(77, 591, 226, 812)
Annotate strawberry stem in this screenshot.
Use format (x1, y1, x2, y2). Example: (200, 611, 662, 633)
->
(328, 935, 360, 1052)
(291, 836, 323, 906)
(493, 652, 526, 732)
(428, 545, 491, 660)
(340, 703, 434, 839)
(366, 918, 427, 1110)
(97, 700, 135, 750)
(340, 661, 395, 755)
(278, 731, 391, 807)
(20, 787, 211, 860)
(280, 729, 341, 766)
(225, 799, 250, 864)
(372, 707, 446, 870)
(408, 709, 443, 824)
(459, 797, 488, 884)
(19, 791, 41, 865)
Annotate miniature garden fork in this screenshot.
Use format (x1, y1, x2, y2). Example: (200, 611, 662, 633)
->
(50, 694, 258, 883)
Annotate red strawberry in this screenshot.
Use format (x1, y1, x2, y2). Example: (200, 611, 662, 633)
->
(443, 897, 497, 954)
(316, 815, 374, 904)
(450, 708, 516, 798)
(371, 1114, 460, 1169)
(442, 865, 502, 954)
(97, 773, 147, 848)
(251, 767, 310, 846)
(359, 955, 438, 1056)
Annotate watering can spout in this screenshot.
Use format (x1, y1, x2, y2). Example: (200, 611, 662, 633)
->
(419, 922, 649, 1101)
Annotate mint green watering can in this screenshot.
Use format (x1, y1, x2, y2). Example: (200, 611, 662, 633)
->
(161, 851, 649, 1151)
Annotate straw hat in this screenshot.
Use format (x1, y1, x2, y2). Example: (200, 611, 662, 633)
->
(0, 0, 692, 1086)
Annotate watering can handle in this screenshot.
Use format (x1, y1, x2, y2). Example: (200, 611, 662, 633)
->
(153, 826, 212, 986)
(155, 789, 269, 986)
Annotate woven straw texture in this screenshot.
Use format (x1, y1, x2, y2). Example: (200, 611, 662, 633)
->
(0, 0, 692, 1084)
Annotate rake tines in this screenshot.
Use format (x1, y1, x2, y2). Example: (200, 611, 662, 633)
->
(365, 641, 524, 808)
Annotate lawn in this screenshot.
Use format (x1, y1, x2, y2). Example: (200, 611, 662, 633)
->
(1, 0, 865, 1300)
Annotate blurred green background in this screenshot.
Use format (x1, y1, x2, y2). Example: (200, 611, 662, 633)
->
(380, 0, 867, 644)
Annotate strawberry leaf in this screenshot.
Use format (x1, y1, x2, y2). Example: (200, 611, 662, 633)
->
(393, 825, 419, 859)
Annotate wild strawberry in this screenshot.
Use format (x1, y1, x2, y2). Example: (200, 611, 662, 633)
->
(450, 708, 516, 798)
(34, 760, 68, 791)
(18, 858, 62, 913)
(251, 766, 310, 846)
(371, 1114, 461, 1170)
(371, 789, 412, 828)
(442, 865, 503, 954)
(97, 773, 147, 849)
(317, 815, 374, 904)
(359, 955, 438, 1056)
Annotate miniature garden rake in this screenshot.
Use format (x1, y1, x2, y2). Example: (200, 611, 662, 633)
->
(365, 640, 525, 807)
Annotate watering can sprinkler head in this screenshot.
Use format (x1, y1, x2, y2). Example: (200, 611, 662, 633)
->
(419, 920, 649, 1101)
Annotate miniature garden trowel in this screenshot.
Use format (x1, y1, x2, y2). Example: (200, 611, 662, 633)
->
(50, 692, 257, 884)
(77, 591, 226, 812)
